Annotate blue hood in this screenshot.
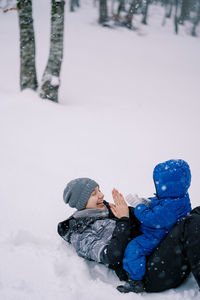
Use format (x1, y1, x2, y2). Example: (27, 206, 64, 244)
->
(153, 159, 191, 199)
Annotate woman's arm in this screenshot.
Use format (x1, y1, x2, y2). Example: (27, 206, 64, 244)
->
(68, 215, 133, 264)
(100, 189, 139, 265)
(100, 216, 132, 265)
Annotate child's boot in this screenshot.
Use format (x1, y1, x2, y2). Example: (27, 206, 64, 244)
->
(117, 279, 145, 293)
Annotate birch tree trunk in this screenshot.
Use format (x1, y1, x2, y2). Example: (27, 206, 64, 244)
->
(17, 0, 38, 91)
(40, 0, 65, 103)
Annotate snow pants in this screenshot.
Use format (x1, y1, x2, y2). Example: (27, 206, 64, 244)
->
(123, 234, 160, 280)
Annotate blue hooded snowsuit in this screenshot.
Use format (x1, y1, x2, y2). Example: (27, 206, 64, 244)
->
(123, 159, 192, 280)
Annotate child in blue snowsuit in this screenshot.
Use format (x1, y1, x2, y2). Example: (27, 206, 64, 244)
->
(120, 159, 191, 293)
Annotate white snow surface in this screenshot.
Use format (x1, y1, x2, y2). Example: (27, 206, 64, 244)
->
(1, 1, 200, 299)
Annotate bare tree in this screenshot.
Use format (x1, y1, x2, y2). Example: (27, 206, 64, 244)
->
(17, 0, 38, 91)
(40, 0, 65, 102)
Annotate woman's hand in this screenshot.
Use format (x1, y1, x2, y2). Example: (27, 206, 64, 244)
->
(110, 188, 129, 218)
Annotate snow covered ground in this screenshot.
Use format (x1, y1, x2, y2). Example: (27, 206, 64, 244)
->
(0, 1, 200, 299)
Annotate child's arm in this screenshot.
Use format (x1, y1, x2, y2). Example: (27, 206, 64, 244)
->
(134, 201, 177, 229)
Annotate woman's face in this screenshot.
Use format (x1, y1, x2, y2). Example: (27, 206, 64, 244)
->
(86, 186, 105, 210)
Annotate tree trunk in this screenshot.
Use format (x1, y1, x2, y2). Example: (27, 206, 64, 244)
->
(191, 1, 200, 36)
(166, 0, 173, 18)
(75, 0, 80, 7)
(125, 0, 142, 28)
(141, 0, 150, 25)
(17, 0, 38, 91)
(40, 0, 65, 103)
(174, 0, 179, 34)
(70, 0, 78, 11)
(93, 0, 98, 8)
(111, 0, 115, 14)
(70, 0, 74, 11)
(99, 0, 108, 24)
(162, 0, 173, 26)
(117, 0, 126, 16)
(179, 0, 190, 24)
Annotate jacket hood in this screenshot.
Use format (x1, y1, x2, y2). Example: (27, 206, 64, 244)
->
(57, 205, 109, 238)
(153, 159, 191, 199)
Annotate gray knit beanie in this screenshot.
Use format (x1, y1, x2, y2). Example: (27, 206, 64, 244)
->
(63, 178, 99, 211)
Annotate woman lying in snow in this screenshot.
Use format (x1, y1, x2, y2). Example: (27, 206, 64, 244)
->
(57, 159, 200, 293)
